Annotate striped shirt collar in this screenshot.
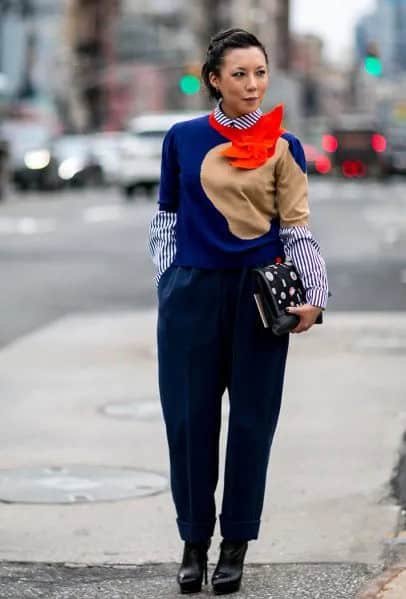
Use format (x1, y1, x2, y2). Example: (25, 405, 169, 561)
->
(213, 101, 263, 130)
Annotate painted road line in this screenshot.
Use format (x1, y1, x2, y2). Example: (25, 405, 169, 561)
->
(83, 205, 124, 223)
(0, 217, 56, 235)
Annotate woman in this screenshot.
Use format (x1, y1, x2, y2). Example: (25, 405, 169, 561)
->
(149, 28, 328, 595)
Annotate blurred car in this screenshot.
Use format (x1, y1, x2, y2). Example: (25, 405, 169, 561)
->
(383, 126, 406, 174)
(51, 134, 104, 187)
(302, 143, 331, 175)
(322, 114, 388, 178)
(2, 120, 61, 191)
(89, 131, 127, 185)
(117, 111, 206, 199)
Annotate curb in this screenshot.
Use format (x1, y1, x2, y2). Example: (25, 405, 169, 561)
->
(357, 566, 406, 599)
(358, 528, 406, 598)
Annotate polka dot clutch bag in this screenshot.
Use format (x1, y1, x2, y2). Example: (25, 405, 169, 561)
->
(252, 258, 322, 335)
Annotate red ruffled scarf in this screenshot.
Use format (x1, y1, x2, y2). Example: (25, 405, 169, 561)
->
(208, 104, 286, 169)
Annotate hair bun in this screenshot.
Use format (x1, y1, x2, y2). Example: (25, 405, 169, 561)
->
(209, 28, 246, 52)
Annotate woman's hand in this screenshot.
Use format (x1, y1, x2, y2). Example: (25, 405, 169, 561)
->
(286, 304, 322, 334)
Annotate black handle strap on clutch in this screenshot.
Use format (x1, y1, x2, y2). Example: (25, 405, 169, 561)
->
(252, 260, 323, 336)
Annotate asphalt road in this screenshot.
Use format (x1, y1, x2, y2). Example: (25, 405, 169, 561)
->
(0, 177, 405, 349)
(0, 561, 384, 599)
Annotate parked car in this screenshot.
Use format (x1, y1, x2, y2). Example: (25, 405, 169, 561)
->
(117, 111, 206, 199)
(323, 114, 389, 178)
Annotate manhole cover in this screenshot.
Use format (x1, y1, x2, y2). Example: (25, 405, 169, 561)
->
(353, 333, 406, 353)
(101, 400, 161, 421)
(0, 465, 168, 504)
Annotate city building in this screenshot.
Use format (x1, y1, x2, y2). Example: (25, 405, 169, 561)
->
(61, 0, 203, 130)
(59, 0, 296, 130)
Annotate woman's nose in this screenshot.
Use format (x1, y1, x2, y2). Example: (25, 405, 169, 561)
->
(246, 75, 257, 90)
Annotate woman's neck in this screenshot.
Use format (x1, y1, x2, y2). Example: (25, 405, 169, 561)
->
(219, 100, 255, 120)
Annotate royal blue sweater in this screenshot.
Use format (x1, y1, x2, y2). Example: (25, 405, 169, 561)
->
(150, 107, 329, 308)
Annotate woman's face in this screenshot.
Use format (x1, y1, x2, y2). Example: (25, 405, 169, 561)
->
(209, 46, 269, 118)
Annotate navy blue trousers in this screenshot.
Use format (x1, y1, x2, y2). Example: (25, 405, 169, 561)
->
(157, 265, 289, 543)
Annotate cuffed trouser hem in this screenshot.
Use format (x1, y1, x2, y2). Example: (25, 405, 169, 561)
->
(177, 518, 216, 543)
(219, 514, 260, 541)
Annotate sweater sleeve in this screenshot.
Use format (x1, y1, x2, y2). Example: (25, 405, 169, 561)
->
(158, 124, 180, 212)
(275, 133, 309, 227)
(148, 124, 179, 284)
(276, 133, 329, 309)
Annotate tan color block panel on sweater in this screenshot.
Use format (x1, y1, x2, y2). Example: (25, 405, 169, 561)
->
(200, 136, 309, 240)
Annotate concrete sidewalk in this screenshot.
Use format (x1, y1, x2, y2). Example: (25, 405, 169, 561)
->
(0, 310, 405, 597)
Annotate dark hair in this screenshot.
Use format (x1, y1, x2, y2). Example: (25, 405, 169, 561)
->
(201, 28, 269, 101)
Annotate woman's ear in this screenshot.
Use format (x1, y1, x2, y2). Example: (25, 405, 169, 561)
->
(208, 72, 219, 91)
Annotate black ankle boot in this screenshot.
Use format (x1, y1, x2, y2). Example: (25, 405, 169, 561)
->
(211, 539, 248, 595)
(177, 539, 211, 594)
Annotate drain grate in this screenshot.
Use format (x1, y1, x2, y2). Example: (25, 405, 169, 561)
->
(0, 465, 168, 504)
(101, 399, 161, 421)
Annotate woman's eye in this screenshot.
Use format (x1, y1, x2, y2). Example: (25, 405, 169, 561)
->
(257, 71, 267, 76)
(233, 72, 244, 78)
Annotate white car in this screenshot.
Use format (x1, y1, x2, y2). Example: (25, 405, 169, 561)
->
(117, 111, 206, 199)
(89, 131, 127, 185)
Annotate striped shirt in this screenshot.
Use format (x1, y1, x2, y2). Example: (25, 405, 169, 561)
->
(149, 102, 329, 309)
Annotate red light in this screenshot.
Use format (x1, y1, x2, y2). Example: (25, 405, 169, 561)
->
(342, 160, 366, 178)
(371, 133, 386, 152)
(322, 134, 338, 153)
(315, 156, 331, 174)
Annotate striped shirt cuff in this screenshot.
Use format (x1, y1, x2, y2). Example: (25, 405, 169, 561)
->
(148, 210, 177, 285)
(306, 288, 329, 309)
(279, 225, 329, 309)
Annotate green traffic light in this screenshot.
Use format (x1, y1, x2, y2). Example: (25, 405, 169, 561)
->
(364, 56, 382, 77)
(179, 74, 201, 95)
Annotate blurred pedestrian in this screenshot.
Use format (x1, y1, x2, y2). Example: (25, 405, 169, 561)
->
(149, 28, 328, 595)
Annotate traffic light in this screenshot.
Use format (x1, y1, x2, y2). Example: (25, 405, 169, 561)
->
(364, 42, 382, 77)
(179, 64, 201, 95)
